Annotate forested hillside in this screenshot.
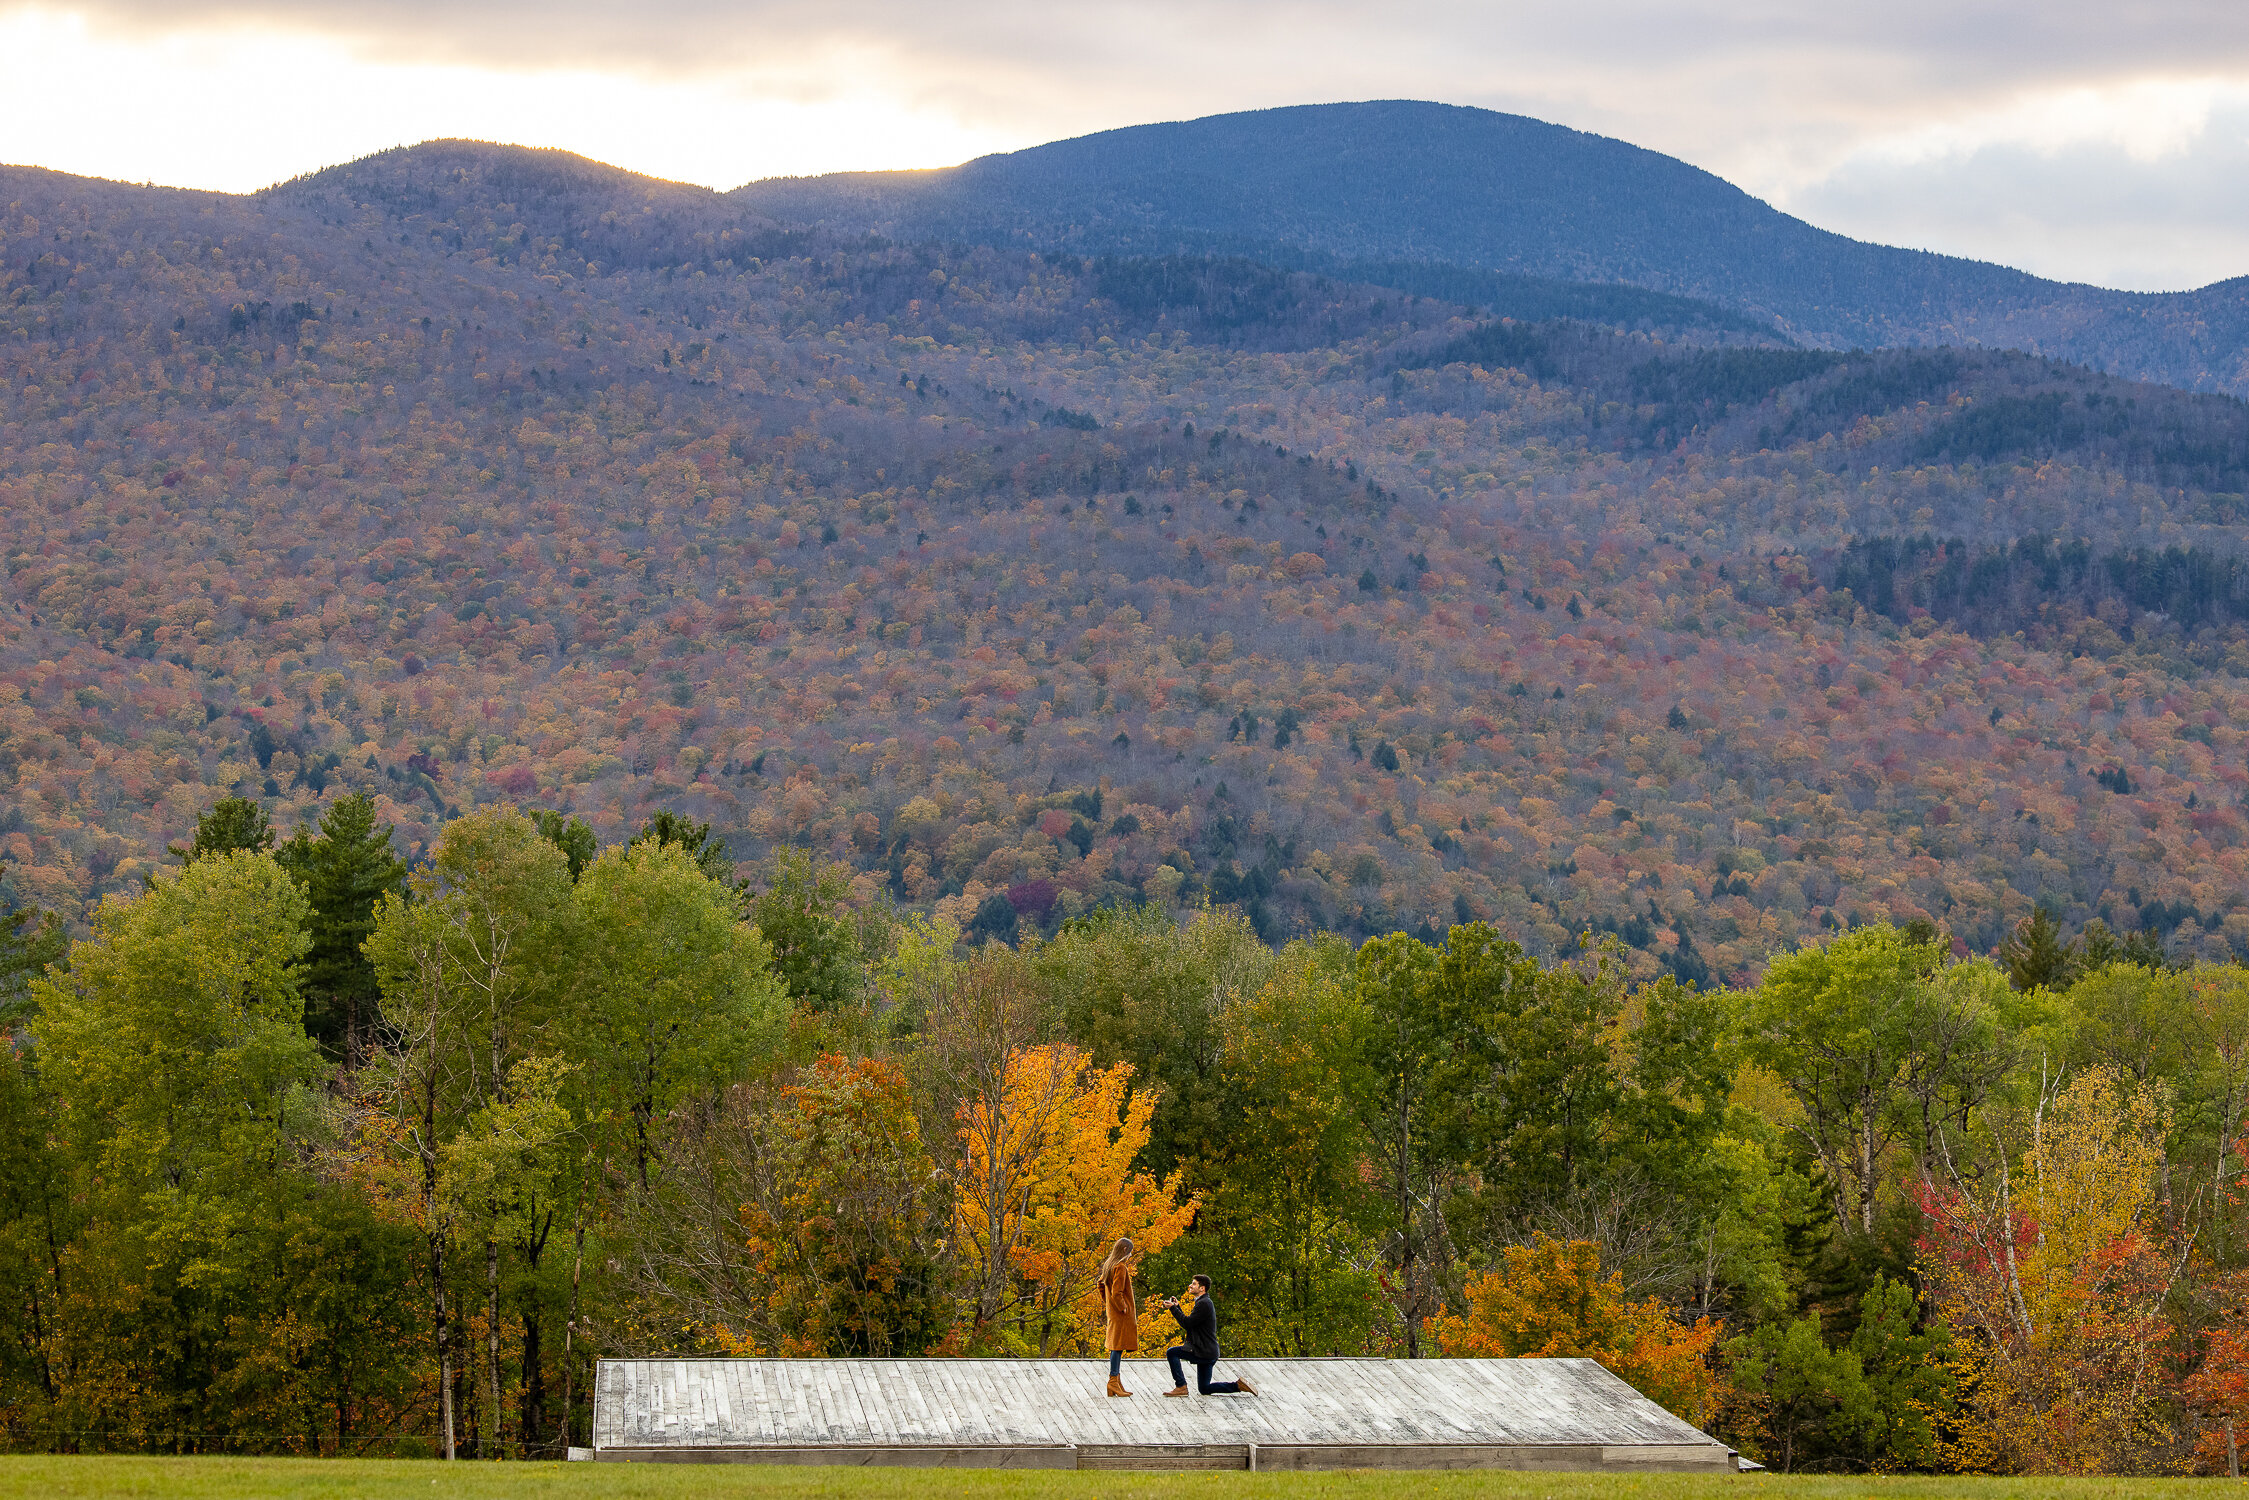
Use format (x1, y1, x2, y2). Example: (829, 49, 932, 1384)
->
(7, 141, 2249, 988)
(739, 101, 2249, 394)
(12, 135, 2249, 1476)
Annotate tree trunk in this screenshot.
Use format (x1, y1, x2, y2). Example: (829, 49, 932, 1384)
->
(1858, 1089, 1879, 1237)
(485, 1234, 502, 1458)
(563, 1198, 586, 1450)
(517, 1208, 552, 1455)
(1398, 1095, 1419, 1359)
(434, 1234, 454, 1461)
(520, 1296, 544, 1456)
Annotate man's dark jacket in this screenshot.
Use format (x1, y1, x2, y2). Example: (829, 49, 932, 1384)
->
(1167, 1295, 1220, 1363)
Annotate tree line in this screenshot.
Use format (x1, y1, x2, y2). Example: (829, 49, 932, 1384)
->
(3, 796, 2249, 1474)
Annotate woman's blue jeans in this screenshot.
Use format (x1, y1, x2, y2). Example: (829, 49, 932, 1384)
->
(1165, 1348, 1239, 1394)
(1108, 1350, 1122, 1377)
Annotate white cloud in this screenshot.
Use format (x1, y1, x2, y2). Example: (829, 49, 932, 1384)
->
(0, 8, 1019, 190)
(1780, 83, 2249, 289)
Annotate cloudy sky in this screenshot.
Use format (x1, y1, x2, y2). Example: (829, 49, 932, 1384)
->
(4, 1, 2246, 291)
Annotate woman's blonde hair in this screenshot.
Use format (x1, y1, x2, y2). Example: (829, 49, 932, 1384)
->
(1096, 1236, 1135, 1288)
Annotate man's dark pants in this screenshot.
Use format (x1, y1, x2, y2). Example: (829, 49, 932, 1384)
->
(1166, 1347, 1240, 1394)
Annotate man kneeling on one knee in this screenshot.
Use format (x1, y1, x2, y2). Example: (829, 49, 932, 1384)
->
(1160, 1275, 1257, 1397)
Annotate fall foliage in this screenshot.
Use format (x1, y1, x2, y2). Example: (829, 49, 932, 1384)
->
(1434, 1233, 1724, 1425)
(12, 795, 2249, 1471)
(4, 147, 2249, 992)
(954, 1044, 1196, 1355)
(10, 140, 2249, 1473)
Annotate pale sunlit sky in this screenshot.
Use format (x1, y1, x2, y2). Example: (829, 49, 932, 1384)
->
(5, 1, 2249, 292)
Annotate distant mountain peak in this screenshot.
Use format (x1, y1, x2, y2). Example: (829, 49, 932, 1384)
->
(734, 99, 2249, 393)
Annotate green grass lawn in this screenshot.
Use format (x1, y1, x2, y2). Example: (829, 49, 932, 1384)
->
(0, 1458, 2227, 1500)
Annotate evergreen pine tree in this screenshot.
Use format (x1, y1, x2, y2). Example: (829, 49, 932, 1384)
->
(532, 808, 601, 882)
(277, 793, 407, 1060)
(2000, 907, 2078, 991)
(631, 810, 733, 883)
(168, 795, 274, 864)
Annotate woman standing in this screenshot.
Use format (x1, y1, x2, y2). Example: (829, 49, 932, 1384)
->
(1160, 1276, 1257, 1397)
(1096, 1236, 1139, 1397)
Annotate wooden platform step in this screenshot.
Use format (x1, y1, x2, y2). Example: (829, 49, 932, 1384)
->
(590, 1357, 1742, 1473)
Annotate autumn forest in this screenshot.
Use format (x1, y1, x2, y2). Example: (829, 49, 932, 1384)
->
(7, 137, 2249, 1474)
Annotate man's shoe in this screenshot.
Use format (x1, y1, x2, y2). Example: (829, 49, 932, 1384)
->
(1236, 1377, 1258, 1396)
(1162, 1386, 1190, 1397)
(1107, 1376, 1131, 1397)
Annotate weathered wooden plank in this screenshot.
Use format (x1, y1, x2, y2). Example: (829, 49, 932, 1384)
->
(878, 1364, 908, 1438)
(980, 1359, 1038, 1444)
(888, 1361, 928, 1444)
(942, 1361, 992, 1444)
(819, 1362, 853, 1443)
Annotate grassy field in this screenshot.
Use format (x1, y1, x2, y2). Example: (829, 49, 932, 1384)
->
(0, 1458, 2228, 1499)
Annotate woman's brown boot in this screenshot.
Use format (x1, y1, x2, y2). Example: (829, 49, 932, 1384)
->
(1107, 1376, 1131, 1397)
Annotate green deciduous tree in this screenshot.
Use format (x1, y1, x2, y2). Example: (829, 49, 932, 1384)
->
(0, 900, 64, 1029)
(1743, 926, 2016, 1239)
(368, 807, 577, 1459)
(39, 851, 319, 1216)
(568, 839, 785, 1191)
(746, 847, 865, 1012)
(1037, 902, 1276, 1182)
(1435, 924, 1619, 1220)
(1352, 929, 1452, 1356)
(25, 853, 417, 1449)
(1202, 937, 1381, 1354)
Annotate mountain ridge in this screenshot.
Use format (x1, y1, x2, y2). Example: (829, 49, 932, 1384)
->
(22, 111, 2249, 393)
(732, 100, 2249, 394)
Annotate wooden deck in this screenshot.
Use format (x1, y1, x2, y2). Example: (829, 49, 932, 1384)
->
(591, 1357, 1739, 1472)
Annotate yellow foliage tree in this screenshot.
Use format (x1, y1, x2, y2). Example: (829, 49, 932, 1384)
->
(1433, 1233, 1724, 1425)
(1918, 1065, 2173, 1473)
(954, 1042, 1197, 1355)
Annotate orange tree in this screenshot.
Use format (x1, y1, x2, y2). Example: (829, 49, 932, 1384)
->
(740, 1054, 953, 1357)
(1432, 1233, 1724, 1425)
(954, 1042, 1197, 1355)
(2185, 1304, 2249, 1475)
(2178, 1134, 2249, 1475)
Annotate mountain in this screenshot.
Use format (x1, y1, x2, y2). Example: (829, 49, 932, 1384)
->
(3, 138, 2249, 982)
(735, 101, 2249, 394)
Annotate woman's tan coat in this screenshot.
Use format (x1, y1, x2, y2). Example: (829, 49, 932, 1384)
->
(1100, 1262, 1138, 1352)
